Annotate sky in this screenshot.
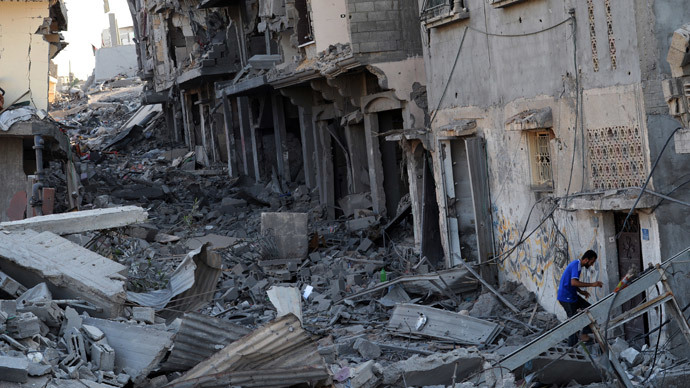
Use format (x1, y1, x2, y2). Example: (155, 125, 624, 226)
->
(53, 0, 134, 79)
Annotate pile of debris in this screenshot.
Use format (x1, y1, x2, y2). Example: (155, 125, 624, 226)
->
(2, 79, 684, 388)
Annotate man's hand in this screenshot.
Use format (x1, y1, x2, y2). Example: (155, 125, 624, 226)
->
(592, 281, 603, 288)
(581, 290, 590, 299)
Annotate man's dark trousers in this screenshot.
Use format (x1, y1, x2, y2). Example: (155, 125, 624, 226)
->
(559, 296, 592, 346)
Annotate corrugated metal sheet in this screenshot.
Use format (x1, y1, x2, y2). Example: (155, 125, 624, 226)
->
(162, 312, 251, 372)
(166, 314, 328, 387)
(165, 366, 330, 388)
(387, 303, 501, 345)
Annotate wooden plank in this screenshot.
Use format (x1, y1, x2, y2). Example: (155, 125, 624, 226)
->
(387, 303, 501, 345)
(465, 137, 497, 285)
(0, 206, 148, 235)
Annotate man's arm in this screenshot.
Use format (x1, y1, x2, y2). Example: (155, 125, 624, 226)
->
(571, 279, 603, 288)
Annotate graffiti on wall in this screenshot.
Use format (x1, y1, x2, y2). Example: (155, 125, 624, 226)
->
(493, 205, 602, 297)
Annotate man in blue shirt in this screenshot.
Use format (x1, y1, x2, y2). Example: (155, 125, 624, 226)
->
(557, 250, 603, 346)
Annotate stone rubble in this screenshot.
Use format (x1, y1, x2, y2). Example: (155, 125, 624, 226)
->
(0, 78, 682, 387)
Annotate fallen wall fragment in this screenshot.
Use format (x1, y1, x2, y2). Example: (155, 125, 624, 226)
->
(387, 303, 501, 345)
(82, 316, 174, 381)
(0, 230, 126, 318)
(0, 206, 148, 235)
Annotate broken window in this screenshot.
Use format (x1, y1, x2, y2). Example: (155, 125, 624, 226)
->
(528, 131, 554, 190)
(421, 0, 456, 19)
(295, 0, 314, 45)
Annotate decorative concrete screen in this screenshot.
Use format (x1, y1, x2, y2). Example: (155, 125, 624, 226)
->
(587, 125, 646, 190)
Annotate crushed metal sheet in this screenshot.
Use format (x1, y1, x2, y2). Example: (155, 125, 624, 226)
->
(387, 304, 502, 345)
(167, 314, 328, 387)
(127, 244, 221, 319)
(162, 312, 251, 372)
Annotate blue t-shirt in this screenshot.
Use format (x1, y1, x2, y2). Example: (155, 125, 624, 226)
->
(557, 260, 581, 303)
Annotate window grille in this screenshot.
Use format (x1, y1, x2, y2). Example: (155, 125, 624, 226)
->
(534, 132, 553, 186)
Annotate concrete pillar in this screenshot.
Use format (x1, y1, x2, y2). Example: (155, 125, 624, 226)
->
(199, 104, 210, 162)
(237, 96, 251, 176)
(271, 93, 290, 184)
(344, 123, 369, 194)
(108, 13, 121, 47)
(222, 94, 237, 177)
(298, 106, 316, 189)
(0, 139, 27, 222)
(311, 113, 324, 202)
(402, 139, 425, 253)
(316, 120, 335, 219)
(247, 98, 262, 182)
(362, 112, 386, 216)
(179, 91, 193, 149)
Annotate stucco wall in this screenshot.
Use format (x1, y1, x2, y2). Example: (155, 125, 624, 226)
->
(312, 0, 350, 53)
(421, 0, 690, 319)
(95, 44, 139, 81)
(0, 1, 51, 111)
(0, 139, 27, 222)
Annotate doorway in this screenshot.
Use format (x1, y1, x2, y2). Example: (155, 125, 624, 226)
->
(614, 212, 648, 346)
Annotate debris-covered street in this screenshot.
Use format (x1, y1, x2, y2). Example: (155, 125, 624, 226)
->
(0, 0, 689, 387)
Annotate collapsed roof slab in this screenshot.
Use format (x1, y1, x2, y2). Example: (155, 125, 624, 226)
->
(0, 206, 148, 235)
(0, 230, 126, 318)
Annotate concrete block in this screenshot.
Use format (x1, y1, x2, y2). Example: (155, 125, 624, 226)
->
(349, 12, 368, 23)
(7, 312, 40, 339)
(133, 307, 155, 324)
(620, 347, 643, 367)
(0, 356, 29, 382)
(261, 212, 308, 259)
(221, 287, 239, 302)
(353, 338, 382, 360)
(82, 324, 105, 341)
(91, 341, 116, 371)
(354, 1, 375, 12)
(674, 128, 690, 154)
(0, 299, 17, 315)
(346, 216, 378, 232)
(357, 238, 374, 252)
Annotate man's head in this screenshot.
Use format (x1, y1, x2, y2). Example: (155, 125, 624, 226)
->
(581, 250, 598, 268)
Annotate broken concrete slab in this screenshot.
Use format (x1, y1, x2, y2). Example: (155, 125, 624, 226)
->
(0, 206, 147, 235)
(0, 356, 29, 383)
(267, 286, 303, 324)
(82, 316, 174, 380)
(353, 338, 382, 360)
(338, 193, 373, 218)
(382, 348, 485, 386)
(261, 212, 308, 259)
(185, 234, 239, 250)
(0, 230, 126, 318)
(0, 269, 28, 298)
(132, 306, 155, 324)
(346, 216, 377, 232)
(387, 304, 501, 345)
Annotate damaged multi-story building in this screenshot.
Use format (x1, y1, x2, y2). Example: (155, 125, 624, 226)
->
(125, 0, 690, 358)
(0, 0, 70, 220)
(126, 0, 438, 260)
(419, 0, 690, 352)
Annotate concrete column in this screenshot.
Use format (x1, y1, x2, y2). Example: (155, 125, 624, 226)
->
(0, 139, 27, 222)
(316, 120, 335, 219)
(222, 94, 237, 177)
(344, 123, 369, 193)
(402, 139, 425, 252)
(271, 93, 290, 184)
(311, 113, 324, 202)
(237, 96, 251, 176)
(362, 112, 386, 216)
(247, 98, 262, 182)
(298, 106, 316, 189)
(179, 91, 193, 149)
(108, 13, 121, 47)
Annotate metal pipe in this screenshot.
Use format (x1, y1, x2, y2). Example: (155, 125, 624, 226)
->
(30, 135, 44, 216)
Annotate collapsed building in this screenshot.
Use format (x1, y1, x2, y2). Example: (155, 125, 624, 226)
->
(0, 0, 71, 221)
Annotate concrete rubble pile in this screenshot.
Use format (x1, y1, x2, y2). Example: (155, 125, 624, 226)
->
(0, 83, 685, 388)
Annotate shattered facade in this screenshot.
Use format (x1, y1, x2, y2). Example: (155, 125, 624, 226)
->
(0, 0, 69, 221)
